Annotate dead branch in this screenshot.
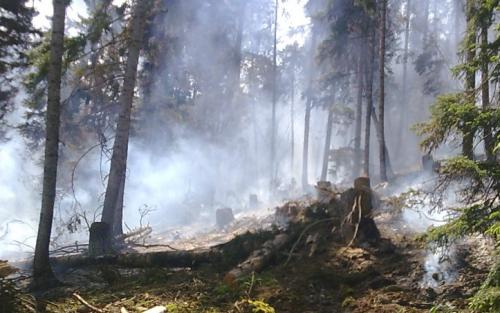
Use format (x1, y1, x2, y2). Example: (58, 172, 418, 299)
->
(285, 218, 336, 266)
(72, 293, 104, 313)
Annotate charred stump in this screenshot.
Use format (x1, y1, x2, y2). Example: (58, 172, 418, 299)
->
(340, 177, 380, 245)
(88, 222, 114, 256)
(216, 208, 235, 229)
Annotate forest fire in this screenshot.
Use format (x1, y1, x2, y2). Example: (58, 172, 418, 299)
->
(0, 0, 499, 312)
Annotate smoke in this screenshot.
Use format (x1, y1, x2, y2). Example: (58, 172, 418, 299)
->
(0, 134, 41, 260)
(0, 0, 467, 263)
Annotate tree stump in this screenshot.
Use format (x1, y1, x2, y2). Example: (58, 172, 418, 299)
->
(340, 177, 380, 245)
(88, 222, 113, 256)
(249, 194, 259, 209)
(316, 181, 333, 203)
(216, 208, 234, 229)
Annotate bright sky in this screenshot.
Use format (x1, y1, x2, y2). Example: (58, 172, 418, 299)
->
(32, 0, 309, 46)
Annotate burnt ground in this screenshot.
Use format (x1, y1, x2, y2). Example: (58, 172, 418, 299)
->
(7, 199, 495, 313)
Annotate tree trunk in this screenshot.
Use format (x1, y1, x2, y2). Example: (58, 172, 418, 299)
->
(371, 108, 394, 177)
(291, 71, 295, 176)
(228, 0, 246, 106)
(101, 0, 151, 240)
(354, 51, 363, 177)
(422, 0, 430, 49)
(463, 0, 476, 160)
(378, 0, 388, 182)
(321, 106, 334, 181)
(302, 30, 317, 190)
(363, 32, 375, 177)
(481, 23, 494, 162)
(397, 0, 411, 152)
(270, 0, 278, 187)
(32, 0, 67, 289)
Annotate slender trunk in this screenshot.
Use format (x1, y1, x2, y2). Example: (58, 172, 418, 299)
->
(291, 71, 295, 176)
(320, 106, 334, 181)
(378, 0, 388, 182)
(463, 0, 476, 160)
(354, 51, 363, 176)
(363, 32, 375, 176)
(101, 0, 150, 237)
(33, 0, 67, 288)
(481, 24, 494, 162)
(454, 0, 462, 49)
(112, 174, 125, 237)
(371, 108, 393, 177)
(397, 0, 411, 151)
(270, 0, 278, 187)
(422, 0, 430, 49)
(229, 1, 246, 105)
(302, 30, 317, 190)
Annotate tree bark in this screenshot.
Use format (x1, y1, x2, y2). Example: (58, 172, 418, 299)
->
(320, 106, 334, 181)
(463, 0, 476, 160)
(481, 23, 494, 162)
(291, 71, 295, 175)
(422, 0, 430, 49)
(354, 50, 363, 177)
(363, 32, 375, 177)
(378, 0, 388, 182)
(397, 0, 411, 152)
(32, 0, 67, 289)
(302, 30, 317, 190)
(270, 0, 278, 187)
(101, 0, 151, 239)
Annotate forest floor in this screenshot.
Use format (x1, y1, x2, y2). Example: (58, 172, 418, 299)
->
(6, 180, 496, 313)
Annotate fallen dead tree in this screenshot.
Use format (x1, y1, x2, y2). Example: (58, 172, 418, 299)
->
(224, 233, 289, 284)
(51, 248, 222, 269)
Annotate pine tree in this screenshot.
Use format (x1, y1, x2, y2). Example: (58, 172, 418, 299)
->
(0, 0, 38, 124)
(32, 0, 68, 289)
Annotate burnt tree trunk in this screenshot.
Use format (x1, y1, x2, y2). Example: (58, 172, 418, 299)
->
(101, 0, 151, 240)
(378, 0, 388, 182)
(32, 0, 67, 289)
(320, 106, 334, 181)
(302, 30, 317, 190)
(88, 222, 113, 256)
(270, 0, 278, 187)
(363, 31, 375, 176)
(397, 0, 411, 153)
(354, 50, 364, 177)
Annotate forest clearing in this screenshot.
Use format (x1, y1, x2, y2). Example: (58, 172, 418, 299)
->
(0, 0, 498, 312)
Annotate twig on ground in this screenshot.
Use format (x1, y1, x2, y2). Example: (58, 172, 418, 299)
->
(285, 218, 336, 266)
(72, 293, 104, 313)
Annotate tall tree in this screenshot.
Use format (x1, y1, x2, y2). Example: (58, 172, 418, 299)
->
(101, 0, 152, 238)
(378, 0, 388, 181)
(320, 106, 334, 181)
(270, 0, 278, 187)
(32, 0, 68, 289)
(462, 0, 477, 160)
(354, 46, 364, 176)
(363, 30, 375, 176)
(396, 0, 411, 151)
(302, 30, 317, 190)
(479, 5, 494, 162)
(0, 0, 37, 125)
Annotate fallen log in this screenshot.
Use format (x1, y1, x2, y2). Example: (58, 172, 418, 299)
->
(224, 233, 289, 284)
(51, 248, 221, 270)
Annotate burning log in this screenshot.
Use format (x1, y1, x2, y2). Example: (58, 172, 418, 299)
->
(224, 233, 289, 284)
